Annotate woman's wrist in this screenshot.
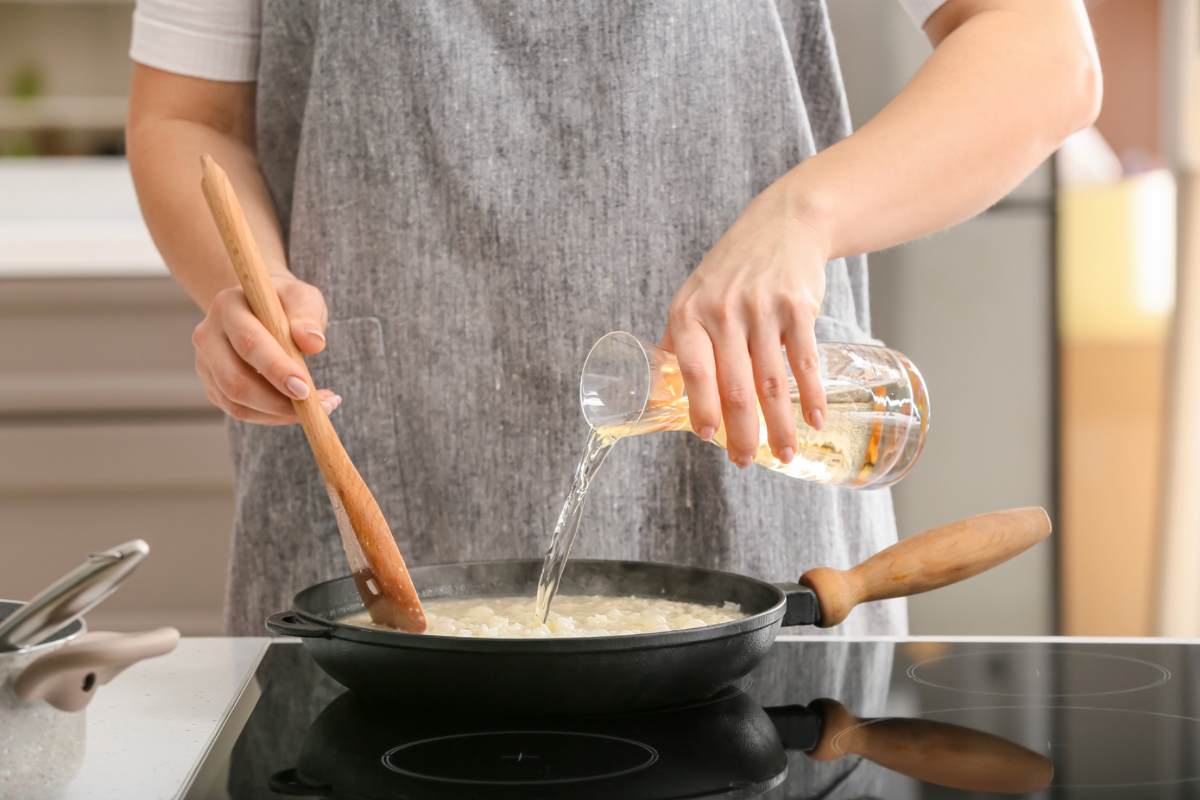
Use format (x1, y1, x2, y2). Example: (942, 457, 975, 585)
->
(775, 163, 839, 260)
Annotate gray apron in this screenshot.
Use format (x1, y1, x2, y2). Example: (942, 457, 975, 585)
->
(225, 0, 906, 636)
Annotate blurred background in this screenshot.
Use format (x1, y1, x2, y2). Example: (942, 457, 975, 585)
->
(0, 0, 1195, 636)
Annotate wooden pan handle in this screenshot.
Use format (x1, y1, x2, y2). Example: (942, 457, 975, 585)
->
(807, 699, 1053, 794)
(199, 154, 426, 632)
(801, 507, 1051, 628)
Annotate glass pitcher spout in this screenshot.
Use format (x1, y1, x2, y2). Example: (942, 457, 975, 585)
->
(579, 331, 930, 488)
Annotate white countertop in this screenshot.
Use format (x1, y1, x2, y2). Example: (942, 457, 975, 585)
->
(54, 637, 270, 800)
(0, 157, 167, 278)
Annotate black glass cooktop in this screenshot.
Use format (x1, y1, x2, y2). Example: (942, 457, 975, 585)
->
(190, 638, 1200, 799)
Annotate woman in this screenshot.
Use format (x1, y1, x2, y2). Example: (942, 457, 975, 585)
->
(127, 1, 1099, 635)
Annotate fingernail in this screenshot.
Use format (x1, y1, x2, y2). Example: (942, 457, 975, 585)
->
(697, 426, 716, 441)
(285, 376, 310, 400)
(809, 409, 824, 430)
(779, 447, 794, 464)
(305, 326, 326, 343)
(322, 394, 342, 413)
(735, 455, 752, 469)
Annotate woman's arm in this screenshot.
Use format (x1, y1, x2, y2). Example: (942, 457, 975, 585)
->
(666, 0, 1100, 469)
(127, 64, 338, 424)
(127, 65, 284, 309)
(791, 0, 1101, 258)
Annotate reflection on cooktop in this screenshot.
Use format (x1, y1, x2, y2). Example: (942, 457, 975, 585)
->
(895, 705, 1200, 790)
(197, 640, 1200, 800)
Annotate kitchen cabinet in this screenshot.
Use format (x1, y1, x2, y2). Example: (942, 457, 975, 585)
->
(0, 276, 234, 634)
(0, 159, 233, 634)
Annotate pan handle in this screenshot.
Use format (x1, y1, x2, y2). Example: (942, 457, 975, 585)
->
(774, 583, 820, 627)
(800, 507, 1051, 628)
(266, 612, 333, 639)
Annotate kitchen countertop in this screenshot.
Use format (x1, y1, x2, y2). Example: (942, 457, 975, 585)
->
(51, 633, 1200, 799)
(53, 637, 269, 800)
(0, 157, 166, 278)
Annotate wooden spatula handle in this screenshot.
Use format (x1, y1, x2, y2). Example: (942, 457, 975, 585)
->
(198, 154, 350, 487)
(807, 699, 1053, 794)
(801, 507, 1051, 627)
(199, 154, 426, 632)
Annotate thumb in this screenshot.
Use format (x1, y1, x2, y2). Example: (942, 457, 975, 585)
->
(277, 277, 328, 355)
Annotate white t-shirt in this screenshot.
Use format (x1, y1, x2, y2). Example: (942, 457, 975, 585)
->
(130, 0, 948, 83)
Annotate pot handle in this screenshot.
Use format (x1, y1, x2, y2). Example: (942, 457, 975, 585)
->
(774, 584, 820, 627)
(800, 507, 1051, 628)
(266, 612, 333, 638)
(802, 698, 1053, 794)
(15, 627, 179, 713)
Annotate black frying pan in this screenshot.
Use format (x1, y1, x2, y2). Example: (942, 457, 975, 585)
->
(267, 507, 1050, 714)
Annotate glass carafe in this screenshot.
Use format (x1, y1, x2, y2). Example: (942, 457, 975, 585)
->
(579, 332, 930, 488)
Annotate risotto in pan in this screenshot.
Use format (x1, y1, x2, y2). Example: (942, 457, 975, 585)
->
(341, 594, 746, 638)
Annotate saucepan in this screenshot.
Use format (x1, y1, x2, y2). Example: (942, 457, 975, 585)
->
(0, 601, 179, 798)
(268, 507, 1050, 714)
(0, 541, 179, 799)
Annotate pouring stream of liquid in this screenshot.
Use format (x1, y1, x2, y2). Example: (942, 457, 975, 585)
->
(534, 429, 618, 622)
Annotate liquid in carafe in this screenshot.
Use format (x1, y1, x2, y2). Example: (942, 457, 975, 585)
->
(588, 338, 929, 488)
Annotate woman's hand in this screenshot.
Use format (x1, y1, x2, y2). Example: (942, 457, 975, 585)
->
(664, 182, 828, 468)
(192, 273, 340, 425)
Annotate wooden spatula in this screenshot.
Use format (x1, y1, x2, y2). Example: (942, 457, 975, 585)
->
(199, 154, 426, 632)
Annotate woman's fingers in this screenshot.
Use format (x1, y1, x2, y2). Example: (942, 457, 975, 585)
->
(193, 278, 342, 426)
(196, 359, 292, 425)
(198, 351, 341, 424)
(750, 323, 796, 463)
(670, 289, 823, 468)
(204, 331, 297, 416)
(278, 277, 329, 355)
(212, 288, 314, 402)
(783, 309, 826, 431)
(666, 316, 722, 442)
(710, 322, 761, 468)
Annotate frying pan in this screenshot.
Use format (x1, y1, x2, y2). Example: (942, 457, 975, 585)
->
(267, 507, 1050, 714)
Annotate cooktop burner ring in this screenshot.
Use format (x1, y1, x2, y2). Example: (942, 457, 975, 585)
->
(829, 705, 1200, 791)
(907, 649, 1172, 697)
(381, 730, 659, 786)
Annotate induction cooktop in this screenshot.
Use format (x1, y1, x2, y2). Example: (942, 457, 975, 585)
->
(185, 637, 1200, 799)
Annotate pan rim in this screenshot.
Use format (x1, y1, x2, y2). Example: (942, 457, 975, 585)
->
(287, 558, 789, 652)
